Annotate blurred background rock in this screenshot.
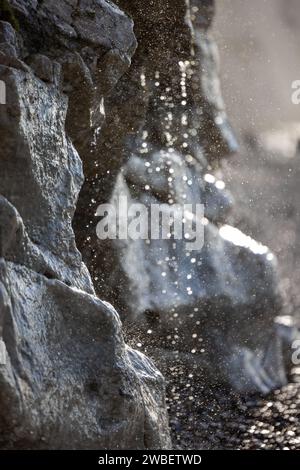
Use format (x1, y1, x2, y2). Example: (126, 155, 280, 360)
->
(213, 0, 300, 318)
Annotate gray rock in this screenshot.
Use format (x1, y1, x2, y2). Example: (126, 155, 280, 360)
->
(80, 0, 293, 395)
(0, 259, 170, 449)
(0, 51, 30, 71)
(0, 64, 92, 290)
(0, 0, 171, 449)
(8, 0, 137, 176)
(0, 43, 17, 57)
(28, 54, 61, 84)
(0, 21, 16, 46)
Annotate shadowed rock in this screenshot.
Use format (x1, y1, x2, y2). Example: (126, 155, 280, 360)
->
(0, 0, 170, 450)
(75, 0, 296, 395)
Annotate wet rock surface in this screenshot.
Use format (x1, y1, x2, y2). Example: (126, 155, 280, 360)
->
(0, 261, 170, 449)
(78, 0, 295, 397)
(0, 0, 171, 450)
(0, 0, 299, 451)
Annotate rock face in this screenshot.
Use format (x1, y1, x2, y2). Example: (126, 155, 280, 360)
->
(0, 2, 170, 450)
(74, 0, 295, 395)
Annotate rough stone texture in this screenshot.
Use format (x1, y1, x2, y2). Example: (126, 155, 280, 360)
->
(0, 0, 171, 450)
(74, 0, 297, 395)
(0, 260, 169, 449)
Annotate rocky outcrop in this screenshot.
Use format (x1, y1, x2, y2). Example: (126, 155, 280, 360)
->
(1, 0, 298, 451)
(74, 0, 296, 395)
(0, 2, 170, 450)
